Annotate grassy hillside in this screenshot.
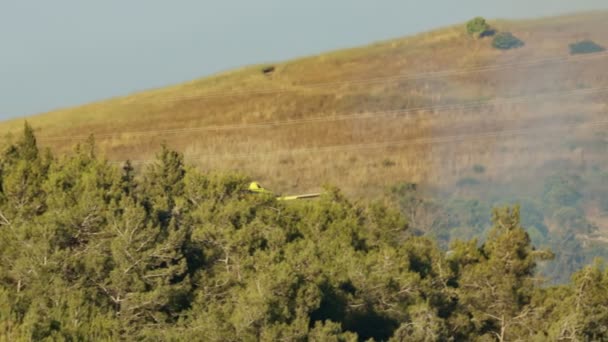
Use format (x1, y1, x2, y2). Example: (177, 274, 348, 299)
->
(1, 11, 608, 199)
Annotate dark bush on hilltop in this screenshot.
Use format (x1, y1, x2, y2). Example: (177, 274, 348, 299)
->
(569, 40, 606, 55)
(493, 32, 524, 50)
(466, 17, 493, 38)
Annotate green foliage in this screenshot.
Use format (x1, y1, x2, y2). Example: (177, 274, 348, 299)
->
(0, 122, 50, 220)
(543, 173, 583, 211)
(445, 199, 490, 241)
(466, 17, 490, 38)
(389, 183, 447, 239)
(535, 260, 608, 340)
(492, 32, 524, 50)
(456, 177, 480, 187)
(569, 40, 606, 55)
(388, 171, 603, 285)
(0, 128, 606, 340)
(451, 206, 553, 340)
(472, 164, 486, 174)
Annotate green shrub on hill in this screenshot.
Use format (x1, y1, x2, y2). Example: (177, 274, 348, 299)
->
(492, 32, 524, 50)
(569, 40, 606, 55)
(466, 17, 491, 38)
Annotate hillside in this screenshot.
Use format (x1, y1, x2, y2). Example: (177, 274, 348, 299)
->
(1, 11, 608, 199)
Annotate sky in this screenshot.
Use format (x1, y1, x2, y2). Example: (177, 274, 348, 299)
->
(1, 1, 607, 120)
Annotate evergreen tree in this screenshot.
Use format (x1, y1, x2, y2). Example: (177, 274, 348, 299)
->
(551, 260, 608, 340)
(452, 206, 553, 341)
(0, 122, 50, 220)
(141, 145, 186, 227)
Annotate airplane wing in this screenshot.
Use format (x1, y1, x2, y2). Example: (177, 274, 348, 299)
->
(248, 182, 321, 201)
(277, 193, 321, 201)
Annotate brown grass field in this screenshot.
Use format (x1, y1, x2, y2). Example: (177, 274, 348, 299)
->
(1, 11, 608, 198)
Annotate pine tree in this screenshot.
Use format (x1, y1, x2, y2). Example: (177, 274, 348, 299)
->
(120, 160, 137, 198)
(0, 122, 50, 220)
(550, 260, 608, 340)
(452, 206, 553, 341)
(141, 145, 186, 227)
(70, 193, 192, 338)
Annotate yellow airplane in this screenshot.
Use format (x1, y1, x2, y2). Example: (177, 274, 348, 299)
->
(247, 182, 321, 201)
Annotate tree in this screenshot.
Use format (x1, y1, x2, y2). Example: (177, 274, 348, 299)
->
(390, 303, 448, 341)
(141, 145, 186, 227)
(568, 260, 608, 340)
(102, 197, 192, 336)
(466, 17, 491, 38)
(42, 139, 119, 250)
(569, 40, 606, 55)
(389, 183, 447, 243)
(492, 32, 524, 50)
(0, 122, 50, 220)
(542, 173, 583, 210)
(543, 260, 608, 340)
(452, 206, 553, 341)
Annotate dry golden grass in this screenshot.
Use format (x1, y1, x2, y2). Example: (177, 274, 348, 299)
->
(1, 11, 608, 196)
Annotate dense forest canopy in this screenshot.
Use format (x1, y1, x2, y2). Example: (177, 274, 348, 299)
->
(1, 124, 608, 341)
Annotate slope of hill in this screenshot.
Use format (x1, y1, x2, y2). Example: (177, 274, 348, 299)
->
(1, 11, 608, 198)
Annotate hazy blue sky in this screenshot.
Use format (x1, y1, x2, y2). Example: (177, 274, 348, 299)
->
(1, 1, 607, 119)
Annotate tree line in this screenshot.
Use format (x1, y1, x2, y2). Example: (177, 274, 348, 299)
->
(1, 124, 607, 341)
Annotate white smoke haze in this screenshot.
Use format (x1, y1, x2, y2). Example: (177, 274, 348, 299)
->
(387, 21, 608, 283)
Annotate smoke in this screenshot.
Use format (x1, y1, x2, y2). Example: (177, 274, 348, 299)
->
(402, 19, 608, 283)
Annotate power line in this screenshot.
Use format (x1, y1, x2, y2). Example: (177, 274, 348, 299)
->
(38, 85, 608, 142)
(119, 118, 608, 166)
